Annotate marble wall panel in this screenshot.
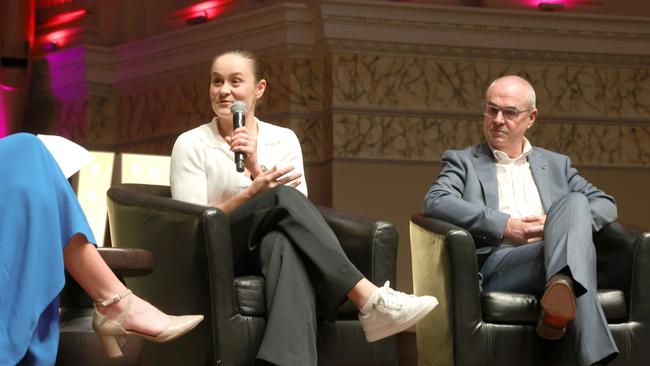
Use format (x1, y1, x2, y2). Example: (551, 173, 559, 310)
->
(260, 55, 330, 163)
(330, 50, 650, 119)
(333, 114, 483, 160)
(290, 115, 330, 162)
(259, 56, 323, 113)
(85, 94, 122, 145)
(333, 113, 650, 166)
(24, 94, 95, 144)
(259, 58, 292, 116)
(116, 78, 212, 145)
(290, 58, 325, 113)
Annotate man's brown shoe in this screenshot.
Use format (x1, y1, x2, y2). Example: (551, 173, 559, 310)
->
(536, 274, 576, 340)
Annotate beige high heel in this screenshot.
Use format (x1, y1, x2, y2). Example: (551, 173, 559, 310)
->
(92, 290, 204, 358)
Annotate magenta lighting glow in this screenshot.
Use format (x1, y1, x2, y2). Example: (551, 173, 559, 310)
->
(169, 1, 226, 26)
(39, 9, 85, 28)
(522, 0, 568, 8)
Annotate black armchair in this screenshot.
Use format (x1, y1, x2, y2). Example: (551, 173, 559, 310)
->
(410, 214, 650, 366)
(105, 183, 398, 366)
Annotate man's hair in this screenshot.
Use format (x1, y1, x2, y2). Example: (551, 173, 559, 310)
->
(486, 75, 536, 109)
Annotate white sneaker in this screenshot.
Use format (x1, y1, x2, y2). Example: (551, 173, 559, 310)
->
(359, 281, 438, 342)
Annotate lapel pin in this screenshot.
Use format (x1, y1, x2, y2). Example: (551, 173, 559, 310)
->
(541, 164, 547, 170)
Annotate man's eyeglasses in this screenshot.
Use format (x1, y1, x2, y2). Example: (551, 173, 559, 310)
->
(483, 103, 532, 121)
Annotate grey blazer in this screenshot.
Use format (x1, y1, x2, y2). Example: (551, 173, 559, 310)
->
(423, 143, 617, 247)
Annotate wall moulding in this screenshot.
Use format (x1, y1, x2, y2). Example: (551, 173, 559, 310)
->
(318, 0, 650, 56)
(326, 39, 650, 67)
(328, 105, 650, 127)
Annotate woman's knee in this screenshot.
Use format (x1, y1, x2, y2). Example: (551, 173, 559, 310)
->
(259, 231, 293, 261)
(272, 185, 304, 201)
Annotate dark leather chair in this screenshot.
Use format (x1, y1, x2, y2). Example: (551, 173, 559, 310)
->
(410, 214, 650, 366)
(105, 183, 398, 366)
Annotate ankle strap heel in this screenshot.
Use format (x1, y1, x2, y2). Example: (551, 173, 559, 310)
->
(96, 290, 132, 307)
(91, 289, 204, 359)
(92, 290, 133, 358)
(99, 335, 123, 358)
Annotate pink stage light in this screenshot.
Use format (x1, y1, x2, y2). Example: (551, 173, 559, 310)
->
(188, 1, 221, 18)
(39, 9, 86, 28)
(39, 26, 83, 50)
(521, 0, 569, 8)
(171, 1, 225, 25)
(0, 84, 19, 92)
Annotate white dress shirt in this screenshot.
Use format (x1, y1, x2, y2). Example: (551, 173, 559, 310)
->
(492, 138, 545, 219)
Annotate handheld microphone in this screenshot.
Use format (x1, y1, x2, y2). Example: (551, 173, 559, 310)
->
(230, 101, 248, 172)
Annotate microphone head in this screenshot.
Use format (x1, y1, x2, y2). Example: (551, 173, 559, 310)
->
(230, 101, 247, 115)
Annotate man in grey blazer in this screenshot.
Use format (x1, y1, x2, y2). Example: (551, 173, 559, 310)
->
(423, 75, 618, 366)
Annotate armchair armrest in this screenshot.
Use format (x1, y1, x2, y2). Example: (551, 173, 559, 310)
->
(61, 247, 154, 309)
(318, 206, 398, 286)
(630, 231, 650, 322)
(410, 213, 483, 366)
(97, 247, 154, 277)
(594, 222, 650, 323)
(595, 223, 637, 298)
(318, 207, 398, 321)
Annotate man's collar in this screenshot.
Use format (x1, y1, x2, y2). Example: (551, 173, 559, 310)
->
(489, 138, 532, 163)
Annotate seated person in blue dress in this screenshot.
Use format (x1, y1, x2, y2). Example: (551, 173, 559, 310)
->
(170, 49, 439, 366)
(0, 133, 203, 365)
(422, 75, 618, 366)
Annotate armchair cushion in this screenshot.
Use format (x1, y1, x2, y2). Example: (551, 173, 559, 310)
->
(234, 276, 266, 316)
(481, 289, 626, 325)
(481, 292, 538, 324)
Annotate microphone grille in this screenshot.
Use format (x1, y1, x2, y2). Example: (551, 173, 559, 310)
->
(230, 101, 248, 114)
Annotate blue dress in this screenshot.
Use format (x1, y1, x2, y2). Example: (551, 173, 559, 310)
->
(0, 133, 96, 365)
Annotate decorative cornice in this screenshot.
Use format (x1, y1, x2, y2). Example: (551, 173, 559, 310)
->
(329, 106, 650, 126)
(326, 39, 650, 67)
(318, 0, 650, 56)
(320, 14, 650, 42)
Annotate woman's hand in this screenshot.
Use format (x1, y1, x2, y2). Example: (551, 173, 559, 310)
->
(225, 126, 259, 172)
(248, 165, 303, 196)
(215, 165, 303, 214)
